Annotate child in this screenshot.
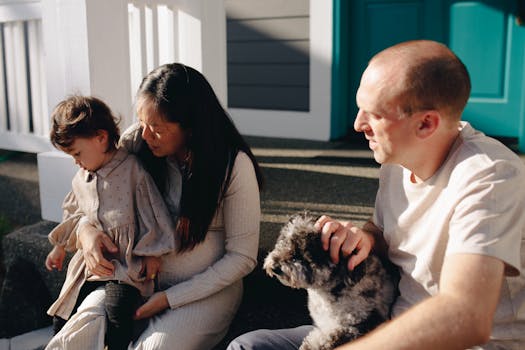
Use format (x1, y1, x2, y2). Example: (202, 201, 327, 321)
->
(45, 95, 177, 350)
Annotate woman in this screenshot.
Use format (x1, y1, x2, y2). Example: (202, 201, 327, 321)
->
(46, 63, 263, 350)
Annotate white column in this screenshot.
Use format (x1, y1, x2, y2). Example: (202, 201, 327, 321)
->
(38, 0, 228, 222)
(41, 0, 132, 124)
(39, 0, 133, 222)
(201, 0, 227, 106)
(165, 0, 227, 106)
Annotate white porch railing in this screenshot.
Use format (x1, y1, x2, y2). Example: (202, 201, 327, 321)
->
(0, 0, 51, 153)
(127, 0, 227, 108)
(0, 0, 226, 155)
(36, 0, 227, 222)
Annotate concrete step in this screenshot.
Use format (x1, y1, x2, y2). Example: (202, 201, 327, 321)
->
(0, 326, 52, 350)
(0, 151, 41, 228)
(0, 222, 60, 339)
(0, 220, 310, 349)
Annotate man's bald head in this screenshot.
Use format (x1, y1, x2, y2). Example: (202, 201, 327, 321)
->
(367, 40, 471, 120)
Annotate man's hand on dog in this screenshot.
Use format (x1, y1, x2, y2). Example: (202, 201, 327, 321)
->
(315, 215, 375, 271)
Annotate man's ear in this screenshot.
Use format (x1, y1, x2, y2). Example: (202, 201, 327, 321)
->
(415, 111, 440, 139)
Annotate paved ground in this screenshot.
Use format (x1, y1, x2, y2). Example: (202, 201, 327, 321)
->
(0, 135, 380, 253)
(0, 151, 41, 228)
(0, 136, 378, 349)
(1, 134, 523, 349)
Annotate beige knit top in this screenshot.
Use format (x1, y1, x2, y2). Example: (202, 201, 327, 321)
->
(120, 123, 261, 310)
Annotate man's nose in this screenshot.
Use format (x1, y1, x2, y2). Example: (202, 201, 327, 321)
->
(354, 109, 367, 132)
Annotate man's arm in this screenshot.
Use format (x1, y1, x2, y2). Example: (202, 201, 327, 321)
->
(336, 253, 504, 350)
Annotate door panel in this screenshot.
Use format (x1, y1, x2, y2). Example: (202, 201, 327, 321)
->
(341, 0, 525, 150)
(450, 3, 507, 98)
(343, 0, 445, 140)
(366, 3, 424, 55)
(449, 1, 525, 141)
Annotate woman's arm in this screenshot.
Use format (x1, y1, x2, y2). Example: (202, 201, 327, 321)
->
(135, 152, 260, 317)
(118, 122, 143, 153)
(77, 220, 118, 276)
(132, 166, 177, 257)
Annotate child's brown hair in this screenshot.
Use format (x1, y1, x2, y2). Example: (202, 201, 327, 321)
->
(50, 95, 120, 151)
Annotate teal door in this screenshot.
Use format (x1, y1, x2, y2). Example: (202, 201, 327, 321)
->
(334, 0, 525, 151)
(450, 1, 525, 151)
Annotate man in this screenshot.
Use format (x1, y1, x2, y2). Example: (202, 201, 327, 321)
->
(228, 40, 525, 349)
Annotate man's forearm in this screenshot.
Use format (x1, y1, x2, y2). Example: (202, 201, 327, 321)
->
(361, 220, 388, 259)
(336, 254, 504, 350)
(336, 293, 489, 350)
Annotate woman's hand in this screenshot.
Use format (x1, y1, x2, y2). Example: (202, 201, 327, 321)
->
(315, 215, 375, 271)
(134, 291, 169, 320)
(77, 223, 118, 276)
(142, 256, 161, 280)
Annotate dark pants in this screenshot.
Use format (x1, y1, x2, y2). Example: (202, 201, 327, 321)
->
(53, 280, 142, 350)
(104, 281, 142, 350)
(226, 325, 314, 350)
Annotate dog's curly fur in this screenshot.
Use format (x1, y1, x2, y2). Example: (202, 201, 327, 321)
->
(264, 212, 397, 350)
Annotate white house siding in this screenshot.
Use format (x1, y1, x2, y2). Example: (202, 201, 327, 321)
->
(226, 0, 309, 111)
(225, 0, 333, 141)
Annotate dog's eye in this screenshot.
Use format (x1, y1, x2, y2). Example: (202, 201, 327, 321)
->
(291, 254, 303, 263)
(272, 266, 283, 276)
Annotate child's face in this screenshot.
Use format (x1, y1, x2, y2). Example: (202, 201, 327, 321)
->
(62, 133, 110, 171)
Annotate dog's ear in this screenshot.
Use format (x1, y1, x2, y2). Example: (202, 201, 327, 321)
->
(340, 257, 367, 287)
(289, 210, 318, 224)
(303, 232, 331, 267)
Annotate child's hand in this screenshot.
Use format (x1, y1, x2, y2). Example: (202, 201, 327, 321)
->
(45, 246, 66, 271)
(143, 256, 161, 280)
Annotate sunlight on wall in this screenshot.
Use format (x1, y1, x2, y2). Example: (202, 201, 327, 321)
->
(127, 3, 202, 102)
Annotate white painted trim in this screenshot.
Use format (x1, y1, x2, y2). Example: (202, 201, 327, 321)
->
(0, 1, 41, 22)
(37, 151, 77, 222)
(0, 131, 53, 153)
(38, 0, 228, 221)
(41, 0, 91, 114)
(201, 0, 227, 106)
(228, 0, 333, 141)
(85, 0, 133, 128)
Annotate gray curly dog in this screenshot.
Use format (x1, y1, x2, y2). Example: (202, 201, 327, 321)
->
(264, 212, 397, 350)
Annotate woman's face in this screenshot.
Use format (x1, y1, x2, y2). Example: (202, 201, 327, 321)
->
(137, 99, 187, 158)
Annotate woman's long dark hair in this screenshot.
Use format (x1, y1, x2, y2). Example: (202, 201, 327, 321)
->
(137, 63, 263, 251)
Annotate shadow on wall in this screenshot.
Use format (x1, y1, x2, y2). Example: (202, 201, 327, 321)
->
(226, 3, 310, 112)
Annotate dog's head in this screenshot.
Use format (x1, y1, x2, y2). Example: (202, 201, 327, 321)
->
(264, 212, 335, 289)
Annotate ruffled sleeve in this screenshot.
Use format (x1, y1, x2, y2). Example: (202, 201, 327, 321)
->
(133, 169, 178, 257)
(48, 190, 84, 252)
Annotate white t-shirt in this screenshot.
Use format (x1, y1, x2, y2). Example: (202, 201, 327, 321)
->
(373, 122, 525, 345)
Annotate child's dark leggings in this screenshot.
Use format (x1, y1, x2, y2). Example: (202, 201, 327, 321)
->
(52, 280, 142, 350)
(104, 281, 142, 350)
